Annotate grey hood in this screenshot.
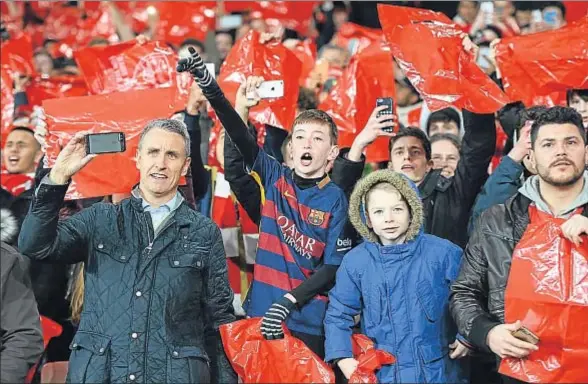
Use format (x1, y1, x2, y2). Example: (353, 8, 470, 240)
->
(519, 170, 588, 217)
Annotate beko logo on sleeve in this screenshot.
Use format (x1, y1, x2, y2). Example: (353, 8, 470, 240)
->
(337, 238, 353, 251)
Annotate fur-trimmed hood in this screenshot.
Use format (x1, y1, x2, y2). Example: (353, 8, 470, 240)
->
(348, 170, 423, 244)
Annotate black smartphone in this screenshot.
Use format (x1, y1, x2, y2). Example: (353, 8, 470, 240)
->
(376, 97, 396, 133)
(85, 132, 126, 155)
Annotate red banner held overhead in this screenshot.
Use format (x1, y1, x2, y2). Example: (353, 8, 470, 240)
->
(74, 40, 190, 112)
(43, 87, 177, 200)
(218, 30, 302, 130)
(0, 33, 36, 79)
(496, 17, 588, 107)
(154, 2, 216, 46)
(332, 22, 383, 56)
(377, 4, 509, 113)
(320, 38, 396, 163)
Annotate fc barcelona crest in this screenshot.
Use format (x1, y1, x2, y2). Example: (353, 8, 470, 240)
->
(308, 209, 325, 226)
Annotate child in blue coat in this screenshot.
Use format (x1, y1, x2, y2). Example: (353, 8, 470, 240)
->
(324, 170, 469, 383)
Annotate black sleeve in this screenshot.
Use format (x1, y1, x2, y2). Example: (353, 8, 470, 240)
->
(331, 148, 366, 196)
(224, 131, 262, 226)
(184, 112, 209, 201)
(290, 264, 338, 307)
(13, 91, 29, 114)
(315, 6, 336, 50)
(497, 102, 525, 142)
(191, 71, 259, 168)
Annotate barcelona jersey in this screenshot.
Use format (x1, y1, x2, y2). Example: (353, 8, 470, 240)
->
(243, 150, 350, 335)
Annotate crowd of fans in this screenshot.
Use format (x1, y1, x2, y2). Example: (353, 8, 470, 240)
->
(1, 1, 587, 383)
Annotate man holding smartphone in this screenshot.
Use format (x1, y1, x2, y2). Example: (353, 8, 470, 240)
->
(450, 107, 588, 384)
(18, 119, 237, 383)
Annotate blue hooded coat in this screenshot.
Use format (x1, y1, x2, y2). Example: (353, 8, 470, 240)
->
(324, 170, 467, 383)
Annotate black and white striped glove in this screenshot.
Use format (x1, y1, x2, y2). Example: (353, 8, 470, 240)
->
(176, 47, 214, 88)
(260, 296, 296, 340)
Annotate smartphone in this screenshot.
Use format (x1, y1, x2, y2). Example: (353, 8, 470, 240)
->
(480, 1, 494, 25)
(376, 97, 396, 133)
(512, 326, 540, 345)
(218, 14, 243, 30)
(477, 46, 492, 70)
(205, 63, 216, 79)
(480, 1, 494, 14)
(249, 80, 284, 99)
(85, 132, 126, 155)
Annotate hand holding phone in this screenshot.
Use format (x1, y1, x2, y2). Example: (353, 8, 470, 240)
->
(247, 80, 284, 100)
(512, 326, 540, 345)
(376, 98, 396, 133)
(86, 132, 126, 155)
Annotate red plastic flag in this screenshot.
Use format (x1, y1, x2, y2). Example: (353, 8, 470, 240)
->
(26, 76, 89, 107)
(218, 30, 302, 130)
(154, 2, 216, 46)
(1, 69, 15, 145)
(287, 39, 317, 87)
(499, 206, 588, 383)
(332, 22, 383, 56)
(349, 334, 396, 384)
(247, 1, 319, 36)
(74, 40, 190, 112)
(0, 33, 36, 78)
(43, 87, 177, 200)
(320, 38, 396, 162)
(496, 17, 588, 107)
(43, 6, 118, 49)
(219, 318, 335, 383)
(378, 4, 509, 113)
(75, 41, 177, 94)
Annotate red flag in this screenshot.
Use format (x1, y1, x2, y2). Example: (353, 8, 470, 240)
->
(332, 22, 383, 56)
(75, 41, 176, 94)
(43, 6, 118, 49)
(218, 30, 302, 130)
(74, 40, 190, 111)
(1, 69, 15, 145)
(378, 4, 509, 113)
(0, 33, 36, 78)
(287, 39, 317, 86)
(26, 76, 89, 107)
(496, 18, 588, 107)
(154, 2, 216, 46)
(43, 87, 177, 200)
(320, 39, 396, 163)
(247, 1, 319, 36)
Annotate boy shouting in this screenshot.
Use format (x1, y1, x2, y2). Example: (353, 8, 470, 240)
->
(178, 49, 350, 357)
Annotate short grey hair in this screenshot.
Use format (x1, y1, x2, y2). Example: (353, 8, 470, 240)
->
(138, 118, 191, 157)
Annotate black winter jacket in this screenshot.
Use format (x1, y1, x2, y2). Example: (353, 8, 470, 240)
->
(449, 193, 588, 352)
(18, 182, 237, 383)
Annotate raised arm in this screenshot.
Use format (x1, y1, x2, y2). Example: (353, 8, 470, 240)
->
(177, 48, 259, 169)
(18, 133, 97, 264)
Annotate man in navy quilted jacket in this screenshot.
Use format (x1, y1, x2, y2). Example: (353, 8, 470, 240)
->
(18, 119, 237, 383)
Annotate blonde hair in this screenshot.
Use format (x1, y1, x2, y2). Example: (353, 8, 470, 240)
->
(70, 265, 84, 324)
(364, 182, 407, 211)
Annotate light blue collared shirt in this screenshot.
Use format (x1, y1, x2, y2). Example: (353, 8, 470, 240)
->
(132, 188, 182, 232)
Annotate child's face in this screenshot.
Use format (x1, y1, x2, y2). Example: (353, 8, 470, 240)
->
(366, 188, 411, 245)
(289, 122, 338, 179)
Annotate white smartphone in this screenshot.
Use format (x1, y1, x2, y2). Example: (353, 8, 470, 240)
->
(218, 14, 243, 30)
(205, 63, 216, 79)
(248, 80, 284, 99)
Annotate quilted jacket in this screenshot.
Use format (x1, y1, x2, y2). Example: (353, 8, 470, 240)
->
(18, 181, 237, 384)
